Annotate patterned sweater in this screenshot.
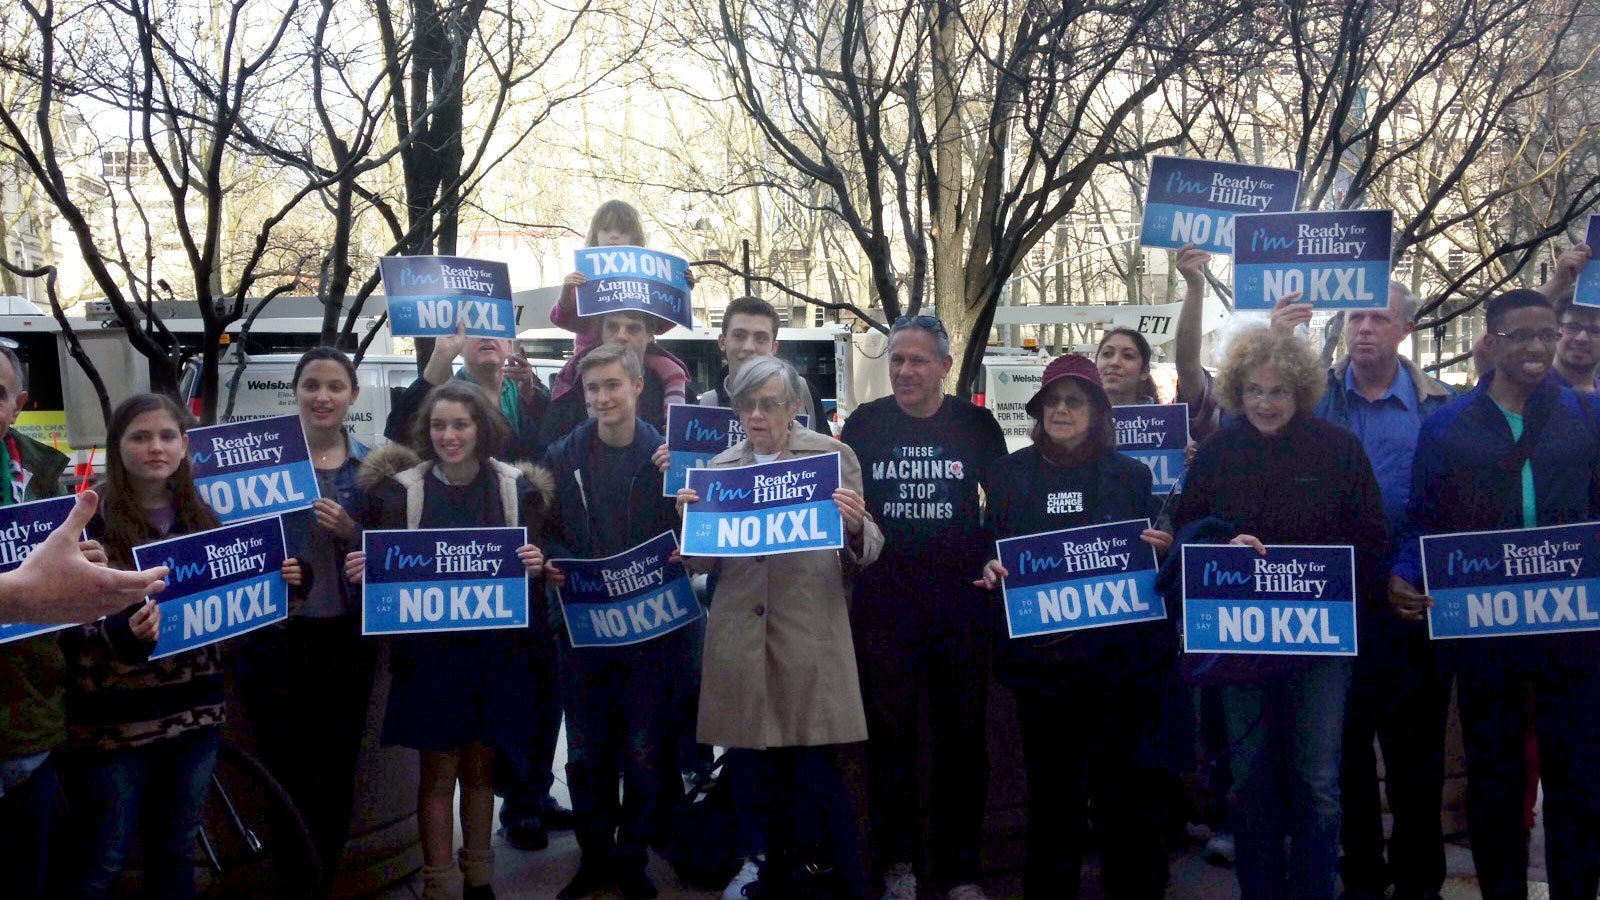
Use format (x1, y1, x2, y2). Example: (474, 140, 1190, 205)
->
(59, 507, 225, 751)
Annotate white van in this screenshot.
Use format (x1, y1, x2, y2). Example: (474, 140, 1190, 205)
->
(183, 353, 564, 449)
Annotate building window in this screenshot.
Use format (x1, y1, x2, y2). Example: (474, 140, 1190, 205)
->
(103, 149, 153, 180)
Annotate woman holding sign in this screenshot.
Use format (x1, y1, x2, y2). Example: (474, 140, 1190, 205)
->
(54, 394, 298, 900)
(974, 354, 1175, 899)
(1172, 330, 1386, 900)
(677, 355, 881, 900)
(236, 346, 374, 882)
(348, 380, 553, 900)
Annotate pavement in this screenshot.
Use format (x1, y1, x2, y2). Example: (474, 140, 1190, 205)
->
(366, 725, 1552, 900)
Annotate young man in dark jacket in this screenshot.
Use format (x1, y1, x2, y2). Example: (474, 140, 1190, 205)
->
(541, 344, 686, 900)
(699, 296, 830, 435)
(540, 312, 671, 449)
(1390, 289, 1600, 900)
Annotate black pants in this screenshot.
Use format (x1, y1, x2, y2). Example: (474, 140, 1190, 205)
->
(1456, 643, 1600, 900)
(1339, 623, 1452, 900)
(559, 634, 683, 869)
(728, 745, 870, 900)
(1014, 683, 1169, 900)
(855, 578, 989, 890)
(0, 753, 57, 900)
(237, 615, 376, 876)
(493, 613, 563, 830)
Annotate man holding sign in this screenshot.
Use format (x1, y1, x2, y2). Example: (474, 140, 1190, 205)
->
(1388, 289, 1600, 900)
(678, 356, 879, 900)
(541, 344, 688, 900)
(840, 315, 1006, 900)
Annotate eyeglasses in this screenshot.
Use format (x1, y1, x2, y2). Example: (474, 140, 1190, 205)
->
(891, 314, 948, 338)
(1492, 328, 1560, 346)
(733, 396, 794, 416)
(1242, 385, 1295, 403)
(1559, 322, 1600, 338)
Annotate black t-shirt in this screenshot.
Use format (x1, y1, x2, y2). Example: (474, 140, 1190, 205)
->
(841, 394, 1009, 577)
(587, 440, 637, 557)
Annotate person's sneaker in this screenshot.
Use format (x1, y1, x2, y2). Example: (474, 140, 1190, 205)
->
(945, 884, 989, 900)
(541, 796, 576, 830)
(556, 864, 612, 899)
(501, 822, 548, 852)
(1204, 831, 1236, 865)
(881, 861, 917, 900)
(463, 885, 497, 900)
(722, 858, 762, 900)
(614, 867, 659, 900)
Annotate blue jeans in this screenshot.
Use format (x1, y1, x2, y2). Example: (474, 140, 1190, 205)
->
(1222, 660, 1351, 900)
(59, 728, 221, 900)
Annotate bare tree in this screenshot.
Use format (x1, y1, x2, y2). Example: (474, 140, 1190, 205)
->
(0, 0, 610, 421)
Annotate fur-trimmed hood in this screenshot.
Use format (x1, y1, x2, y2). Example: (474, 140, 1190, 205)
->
(356, 441, 556, 530)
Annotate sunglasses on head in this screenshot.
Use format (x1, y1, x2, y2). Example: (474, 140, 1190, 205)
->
(891, 314, 948, 337)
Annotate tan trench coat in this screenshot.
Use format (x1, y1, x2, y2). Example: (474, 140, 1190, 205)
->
(691, 425, 883, 750)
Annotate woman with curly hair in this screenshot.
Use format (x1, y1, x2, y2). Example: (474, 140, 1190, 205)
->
(1172, 328, 1388, 900)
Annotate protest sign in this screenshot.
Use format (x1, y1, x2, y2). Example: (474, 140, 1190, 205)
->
(362, 527, 529, 636)
(379, 255, 515, 339)
(1182, 544, 1357, 656)
(662, 405, 809, 496)
(574, 245, 694, 330)
(189, 415, 319, 524)
(997, 518, 1163, 639)
(551, 531, 701, 648)
(1573, 215, 1600, 308)
(134, 516, 288, 660)
(1114, 404, 1188, 494)
(682, 454, 844, 557)
(0, 495, 85, 646)
(1140, 157, 1301, 254)
(1232, 209, 1393, 312)
(1421, 522, 1600, 640)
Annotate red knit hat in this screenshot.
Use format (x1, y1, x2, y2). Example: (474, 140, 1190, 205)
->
(1025, 354, 1109, 418)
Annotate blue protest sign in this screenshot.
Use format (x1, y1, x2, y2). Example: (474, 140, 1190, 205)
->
(1232, 209, 1394, 311)
(362, 527, 529, 636)
(662, 405, 808, 496)
(1573, 215, 1600, 308)
(1114, 404, 1188, 494)
(189, 415, 319, 524)
(1421, 523, 1600, 640)
(133, 517, 288, 660)
(1182, 544, 1357, 656)
(551, 531, 701, 648)
(0, 495, 84, 646)
(682, 454, 844, 557)
(574, 246, 694, 330)
(997, 518, 1162, 639)
(1140, 157, 1301, 254)
(379, 255, 516, 339)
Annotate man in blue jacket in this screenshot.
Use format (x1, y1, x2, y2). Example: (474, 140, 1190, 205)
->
(1389, 289, 1600, 900)
(1273, 282, 1455, 900)
(541, 344, 686, 900)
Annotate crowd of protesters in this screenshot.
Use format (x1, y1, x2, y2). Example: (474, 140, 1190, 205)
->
(1, 195, 1598, 900)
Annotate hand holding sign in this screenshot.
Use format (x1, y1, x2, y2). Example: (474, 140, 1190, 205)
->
(1269, 292, 1313, 334)
(517, 544, 544, 574)
(975, 559, 1008, 590)
(1388, 574, 1432, 623)
(1175, 244, 1211, 288)
(129, 600, 160, 642)
(833, 487, 866, 536)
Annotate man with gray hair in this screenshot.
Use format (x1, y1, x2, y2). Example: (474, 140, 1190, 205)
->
(840, 315, 1007, 900)
(1269, 282, 1455, 900)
